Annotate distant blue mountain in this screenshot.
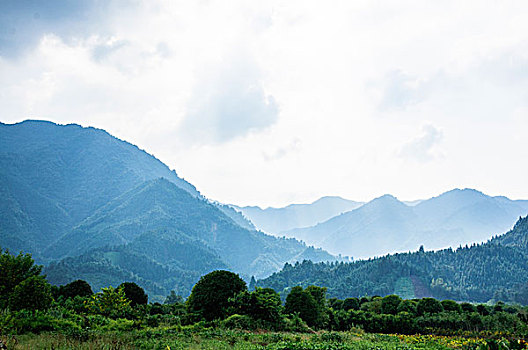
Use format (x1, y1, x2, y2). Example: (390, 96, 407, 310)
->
(283, 189, 528, 259)
(232, 196, 364, 234)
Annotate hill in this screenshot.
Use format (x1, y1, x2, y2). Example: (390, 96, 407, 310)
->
(257, 216, 528, 303)
(0, 120, 336, 299)
(284, 189, 528, 258)
(232, 196, 363, 234)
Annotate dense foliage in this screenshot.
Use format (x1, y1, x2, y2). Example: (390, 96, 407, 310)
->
(258, 216, 528, 303)
(187, 270, 247, 321)
(1, 249, 528, 349)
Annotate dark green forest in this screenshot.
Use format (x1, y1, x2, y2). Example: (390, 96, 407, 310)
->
(258, 216, 528, 304)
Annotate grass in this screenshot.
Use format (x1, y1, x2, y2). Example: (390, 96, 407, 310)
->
(3, 329, 507, 350)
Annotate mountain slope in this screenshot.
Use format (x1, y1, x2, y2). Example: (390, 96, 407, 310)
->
(45, 178, 333, 279)
(258, 216, 528, 303)
(233, 196, 363, 234)
(0, 120, 337, 299)
(284, 189, 528, 259)
(0, 120, 199, 255)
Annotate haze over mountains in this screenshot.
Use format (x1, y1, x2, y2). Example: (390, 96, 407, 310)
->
(232, 196, 364, 234)
(0, 120, 335, 299)
(237, 190, 528, 259)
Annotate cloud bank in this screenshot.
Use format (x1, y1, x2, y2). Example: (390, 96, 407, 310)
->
(1, 1, 528, 207)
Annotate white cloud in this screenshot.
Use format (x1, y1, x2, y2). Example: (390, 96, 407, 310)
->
(1, 0, 528, 207)
(399, 124, 443, 162)
(179, 50, 279, 144)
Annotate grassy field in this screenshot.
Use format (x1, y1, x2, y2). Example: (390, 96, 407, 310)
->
(2, 329, 524, 350)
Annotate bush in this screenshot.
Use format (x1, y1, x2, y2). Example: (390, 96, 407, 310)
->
(221, 314, 254, 330)
(9, 276, 53, 311)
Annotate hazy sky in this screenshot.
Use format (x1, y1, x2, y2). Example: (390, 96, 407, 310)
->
(1, 1, 527, 207)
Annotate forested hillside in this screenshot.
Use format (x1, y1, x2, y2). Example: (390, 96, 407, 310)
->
(258, 216, 528, 304)
(0, 120, 336, 300)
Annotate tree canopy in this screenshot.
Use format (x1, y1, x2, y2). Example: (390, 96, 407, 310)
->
(186, 270, 247, 321)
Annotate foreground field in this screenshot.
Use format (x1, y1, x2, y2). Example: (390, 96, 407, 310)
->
(2, 329, 526, 350)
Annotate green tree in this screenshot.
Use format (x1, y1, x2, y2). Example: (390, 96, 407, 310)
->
(187, 270, 247, 321)
(0, 249, 42, 308)
(381, 294, 402, 314)
(285, 286, 319, 327)
(417, 297, 444, 315)
(460, 302, 477, 313)
(86, 286, 132, 318)
(230, 287, 283, 327)
(119, 282, 148, 306)
(397, 299, 417, 314)
(8, 275, 53, 311)
(59, 279, 93, 299)
(441, 299, 461, 313)
(343, 297, 360, 311)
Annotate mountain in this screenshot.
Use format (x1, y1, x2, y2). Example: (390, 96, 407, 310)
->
(283, 189, 528, 259)
(0, 120, 199, 258)
(258, 216, 528, 304)
(232, 196, 364, 234)
(0, 120, 336, 299)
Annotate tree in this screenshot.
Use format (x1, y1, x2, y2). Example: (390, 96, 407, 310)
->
(119, 282, 148, 306)
(0, 249, 42, 308)
(343, 297, 360, 311)
(285, 286, 319, 327)
(187, 270, 247, 321)
(230, 287, 283, 327)
(381, 295, 402, 315)
(441, 299, 461, 313)
(417, 298, 444, 315)
(9, 275, 53, 311)
(86, 286, 131, 318)
(397, 300, 417, 314)
(59, 279, 93, 299)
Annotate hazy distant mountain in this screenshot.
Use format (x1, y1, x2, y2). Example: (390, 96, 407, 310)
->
(0, 120, 336, 298)
(232, 196, 364, 234)
(284, 189, 528, 259)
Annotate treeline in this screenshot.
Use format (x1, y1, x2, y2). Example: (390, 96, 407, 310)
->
(1, 249, 528, 340)
(258, 216, 528, 303)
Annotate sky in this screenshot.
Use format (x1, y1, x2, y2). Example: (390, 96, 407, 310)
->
(1, 0, 527, 208)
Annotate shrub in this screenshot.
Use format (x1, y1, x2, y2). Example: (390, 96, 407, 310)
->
(221, 314, 254, 330)
(8, 276, 53, 311)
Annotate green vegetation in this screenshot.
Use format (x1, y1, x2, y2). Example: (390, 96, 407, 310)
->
(258, 216, 528, 304)
(1, 250, 528, 350)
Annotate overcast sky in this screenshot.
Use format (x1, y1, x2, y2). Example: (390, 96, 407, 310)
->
(1, 0, 527, 208)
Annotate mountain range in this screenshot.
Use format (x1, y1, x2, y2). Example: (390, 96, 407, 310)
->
(232, 196, 364, 234)
(258, 215, 528, 304)
(242, 190, 528, 259)
(0, 120, 335, 300)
